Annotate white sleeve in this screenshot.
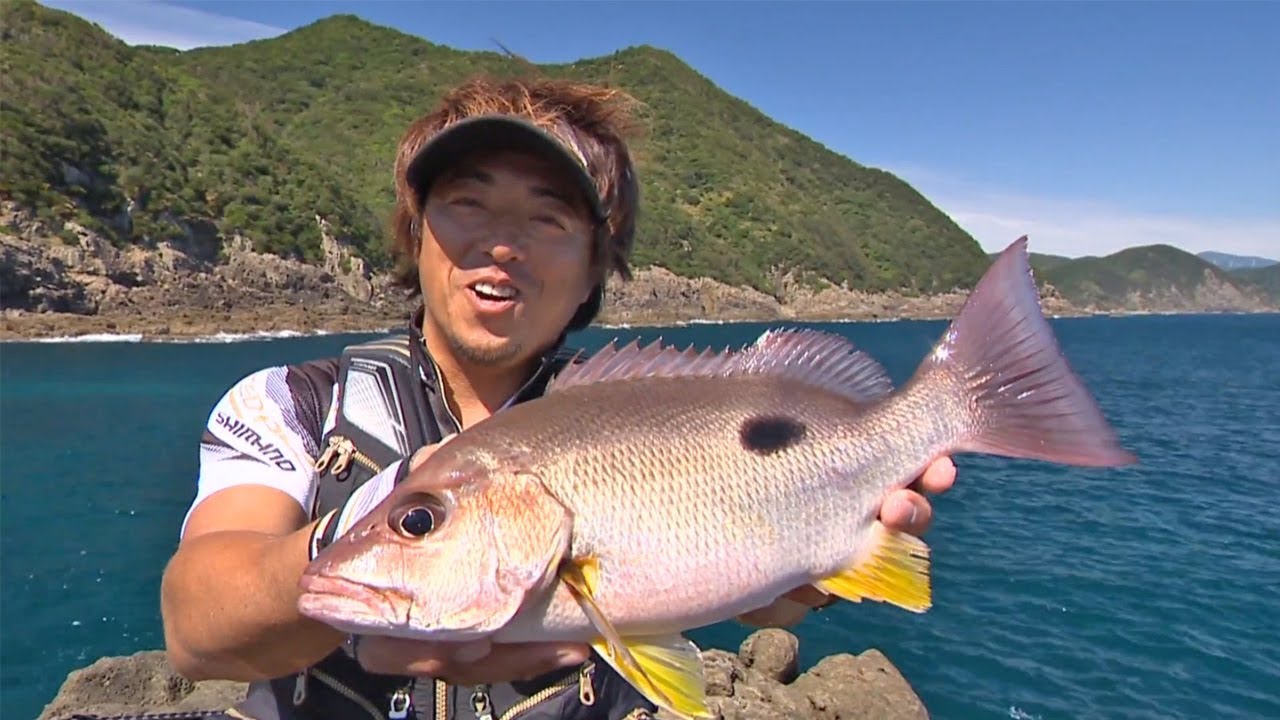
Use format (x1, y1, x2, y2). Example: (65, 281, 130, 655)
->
(181, 365, 332, 537)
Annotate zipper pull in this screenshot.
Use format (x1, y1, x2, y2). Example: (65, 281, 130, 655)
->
(388, 687, 411, 720)
(579, 663, 596, 706)
(470, 684, 494, 720)
(292, 669, 308, 706)
(315, 435, 343, 474)
(316, 436, 355, 476)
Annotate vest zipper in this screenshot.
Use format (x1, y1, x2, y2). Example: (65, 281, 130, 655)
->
(315, 434, 383, 476)
(292, 668, 308, 705)
(492, 662, 596, 720)
(470, 683, 495, 720)
(388, 685, 412, 719)
(578, 662, 596, 706)
(309, 666, 385, 720)
(435, 678, 449, 718)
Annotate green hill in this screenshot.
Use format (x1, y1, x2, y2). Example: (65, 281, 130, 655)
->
(1230, 265, 1280, 301)
(0, 0, 988, 298)
(989, 251, 1073, 275)
(1038, 244, 1270, 310)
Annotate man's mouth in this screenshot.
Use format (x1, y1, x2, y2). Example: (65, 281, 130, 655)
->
(469, 281, 520, 309)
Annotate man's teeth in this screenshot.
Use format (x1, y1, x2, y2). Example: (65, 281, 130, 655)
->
(474, 282, 517, 300)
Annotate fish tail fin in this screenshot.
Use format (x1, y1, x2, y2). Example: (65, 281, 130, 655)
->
(920, 236, 1136, 467)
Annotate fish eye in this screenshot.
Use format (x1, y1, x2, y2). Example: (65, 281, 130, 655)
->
(389, 495, 446, 539)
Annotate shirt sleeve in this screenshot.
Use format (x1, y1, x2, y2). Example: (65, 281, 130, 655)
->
(181, 361, 337, 538)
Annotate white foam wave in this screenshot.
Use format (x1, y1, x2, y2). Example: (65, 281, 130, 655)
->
(164, 329, 312, 344)
(11, 328, 388, 345)
(27, 333, 145, 343)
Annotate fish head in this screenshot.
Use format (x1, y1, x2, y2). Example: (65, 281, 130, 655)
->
(297, 445, 573, 641)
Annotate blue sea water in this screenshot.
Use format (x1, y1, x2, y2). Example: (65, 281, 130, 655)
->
(2, 314, 1278, 720)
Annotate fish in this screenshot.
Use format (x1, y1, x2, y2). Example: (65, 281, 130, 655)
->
(296, 237, 1136, 719)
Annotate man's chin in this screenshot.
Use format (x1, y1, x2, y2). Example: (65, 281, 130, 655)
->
(447, 331, 525, 368)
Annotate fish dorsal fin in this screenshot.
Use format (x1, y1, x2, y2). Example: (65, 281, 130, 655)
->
(547, 328, 893, 404)
(547, 339, 737, 392)
(738, 328, 894, 403)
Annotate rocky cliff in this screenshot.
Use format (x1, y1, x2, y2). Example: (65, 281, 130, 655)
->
(38, 629, 929, 720)
(2, 200, 1090, 341)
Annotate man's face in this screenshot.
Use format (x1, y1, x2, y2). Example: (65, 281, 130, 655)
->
(416, 148, 598, 370)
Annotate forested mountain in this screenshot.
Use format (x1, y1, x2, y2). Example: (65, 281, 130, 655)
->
(1, 0, 987, 298)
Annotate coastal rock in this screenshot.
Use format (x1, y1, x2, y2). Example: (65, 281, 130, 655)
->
(0, 235, 94, 313)
(603, 266, 785, 325)
(39, 630, 928, 720)
(739, 628, 800, 684)
(37, 650, 247, 720)
(0, 200, 410, 340)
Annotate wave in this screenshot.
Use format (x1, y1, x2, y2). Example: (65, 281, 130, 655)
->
(26, 333, 146, 343)
(14, 328, 383, 345)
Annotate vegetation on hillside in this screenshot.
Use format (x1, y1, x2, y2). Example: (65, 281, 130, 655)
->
(1230, 265, 1280, 301)
(1, 0, 987, 296)
(0, 2, 383, 263)
(1038, 244, 1263, 307)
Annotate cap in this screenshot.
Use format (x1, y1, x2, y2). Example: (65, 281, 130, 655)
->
(405, 114, 607, 224)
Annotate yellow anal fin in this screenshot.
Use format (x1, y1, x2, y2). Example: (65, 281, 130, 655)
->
(560, 558, 712, 719)
(590, 633, 710, 720)
(815, 520, 932, 613)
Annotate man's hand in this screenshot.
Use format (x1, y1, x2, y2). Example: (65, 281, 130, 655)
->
(737, 456, 958, 628)
(352, 636, 591, 685)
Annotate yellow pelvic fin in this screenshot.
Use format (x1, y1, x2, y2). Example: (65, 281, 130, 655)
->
(815, 520, 933, 613)
(560, 558, 712, 719)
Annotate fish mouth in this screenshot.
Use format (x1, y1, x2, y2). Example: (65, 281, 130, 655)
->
(297, 573, 413, 632)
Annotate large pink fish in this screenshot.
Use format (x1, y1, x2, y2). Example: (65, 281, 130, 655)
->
(298, 238, 1135, 718)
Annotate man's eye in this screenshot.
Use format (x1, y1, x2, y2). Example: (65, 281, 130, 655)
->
(534, 215, 565, 229)
(450, 197, 483, 208)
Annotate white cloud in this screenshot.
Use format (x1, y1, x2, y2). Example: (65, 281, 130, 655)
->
(41, 0, 286, 50)
(884, 163, 1280, 261)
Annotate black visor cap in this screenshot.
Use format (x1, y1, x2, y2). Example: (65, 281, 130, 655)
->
(405, 115, 607, 224)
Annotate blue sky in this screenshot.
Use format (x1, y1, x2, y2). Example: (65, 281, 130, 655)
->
(41, 0, 1279, 259)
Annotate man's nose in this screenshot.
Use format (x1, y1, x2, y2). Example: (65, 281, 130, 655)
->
(480, 219, 526, 263)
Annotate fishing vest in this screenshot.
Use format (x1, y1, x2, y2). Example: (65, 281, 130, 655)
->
(232, 329, 658, 720)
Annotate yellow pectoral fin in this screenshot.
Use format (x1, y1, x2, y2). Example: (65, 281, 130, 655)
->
(815, 520, 933, 613)
(560, 558, 712, 719)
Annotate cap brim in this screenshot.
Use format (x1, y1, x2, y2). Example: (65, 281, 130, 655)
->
(405, 115, 605, 223)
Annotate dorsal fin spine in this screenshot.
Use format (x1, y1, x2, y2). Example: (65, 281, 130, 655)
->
(546, 328, 895, 406)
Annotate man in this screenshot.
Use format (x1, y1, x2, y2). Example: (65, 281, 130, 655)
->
(160, 75, 956, 719)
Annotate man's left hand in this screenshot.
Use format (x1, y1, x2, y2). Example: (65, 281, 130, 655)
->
(737, 456, 957, 628)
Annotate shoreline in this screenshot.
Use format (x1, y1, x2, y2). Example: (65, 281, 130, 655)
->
(37, 628, 930, 720)
(4, 304, 1277, 343)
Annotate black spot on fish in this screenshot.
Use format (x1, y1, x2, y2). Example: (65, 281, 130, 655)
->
(740, 415, 807, 455)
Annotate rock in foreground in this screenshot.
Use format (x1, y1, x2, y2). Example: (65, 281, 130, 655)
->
(660, 628, 929, 720)
(40, 629, 927, 719)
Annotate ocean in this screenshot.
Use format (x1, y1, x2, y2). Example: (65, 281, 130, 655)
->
(2, 314, 1278, 720)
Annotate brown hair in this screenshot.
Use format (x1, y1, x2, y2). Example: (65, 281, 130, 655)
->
(390, 75, 644, 331)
